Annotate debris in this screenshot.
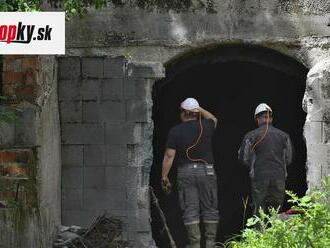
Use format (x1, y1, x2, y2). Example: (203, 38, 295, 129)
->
(54, 214, 126, 248)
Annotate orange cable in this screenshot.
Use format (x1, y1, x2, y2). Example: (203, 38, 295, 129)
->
(185, 112, 208, 164)
(251, 110, 270, 151)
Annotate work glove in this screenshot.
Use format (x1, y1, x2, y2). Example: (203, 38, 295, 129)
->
(161, 176, 172, 195)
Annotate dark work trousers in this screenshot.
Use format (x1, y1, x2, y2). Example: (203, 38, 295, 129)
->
(177, 164, 219, 225)
(251, 176, 286, 215)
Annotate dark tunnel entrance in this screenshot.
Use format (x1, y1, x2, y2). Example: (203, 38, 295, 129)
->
(150, 45, 308, 247)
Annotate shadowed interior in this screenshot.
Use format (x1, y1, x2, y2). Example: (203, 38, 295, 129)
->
(151, 45, 308, 247)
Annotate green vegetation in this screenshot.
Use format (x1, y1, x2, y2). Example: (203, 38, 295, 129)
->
(229, 180, 330, 248)
(0, 0, 106, 17)
(0, 0, 217, 16)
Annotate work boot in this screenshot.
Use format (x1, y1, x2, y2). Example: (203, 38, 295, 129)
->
(185, 223, 201, 248)
(204, 223, 218, 248)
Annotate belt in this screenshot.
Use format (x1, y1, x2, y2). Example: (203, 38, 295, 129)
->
(180, 163, 214, 169)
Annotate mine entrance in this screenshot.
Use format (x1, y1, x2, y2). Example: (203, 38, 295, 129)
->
(151, 45, 308, 247)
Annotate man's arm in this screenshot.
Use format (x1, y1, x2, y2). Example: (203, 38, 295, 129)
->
(161, 148, 176, 194)
(198, 107, 218, 127)
(284, 135, 294, 166)
(238, 135, 253, 169)
(162, 148, 176, 180)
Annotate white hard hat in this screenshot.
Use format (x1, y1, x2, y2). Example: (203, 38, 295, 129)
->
(255, 103, 272, 117)
(180, 98, 200, 112)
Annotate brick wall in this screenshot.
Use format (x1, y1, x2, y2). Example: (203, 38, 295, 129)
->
(0, 55, 60, 248)
(2, 56, 40, 103)
(58, 56, 164, 246)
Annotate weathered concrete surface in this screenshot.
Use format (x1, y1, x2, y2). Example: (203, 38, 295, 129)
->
(65, 1, 330, 68)
(36, 55, 62, 241)
(59, 56, 164, 247)
(304, 58, 330, 190)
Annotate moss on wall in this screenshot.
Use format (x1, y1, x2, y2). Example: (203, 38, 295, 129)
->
(114, 0, 216, 12)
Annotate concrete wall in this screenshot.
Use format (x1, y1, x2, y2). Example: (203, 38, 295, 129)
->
(65, 1, 330, 67)
(304, 59, 330, 190)
(58, 56, 164, 246)
(59, 1, 330, 245)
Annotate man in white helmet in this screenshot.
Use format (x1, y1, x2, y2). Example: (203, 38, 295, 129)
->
(161, 98, 219, 248)
(238, 103, 293, 215)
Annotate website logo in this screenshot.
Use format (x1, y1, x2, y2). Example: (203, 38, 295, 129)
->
(0, 12, 65, 54)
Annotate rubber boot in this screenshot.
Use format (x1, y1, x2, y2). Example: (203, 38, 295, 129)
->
(185, 223, 201, 248)
(204, 223, 218, 248)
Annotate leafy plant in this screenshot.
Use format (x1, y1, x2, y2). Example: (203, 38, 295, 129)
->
(228, 179, 330, 248)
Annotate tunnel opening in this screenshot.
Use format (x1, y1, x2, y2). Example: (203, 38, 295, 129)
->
(150, 45, 308, 247)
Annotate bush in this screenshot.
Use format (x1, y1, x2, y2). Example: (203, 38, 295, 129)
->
(229, 180, 330, 248)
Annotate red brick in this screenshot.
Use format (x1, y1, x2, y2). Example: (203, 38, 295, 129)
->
(3, 71, 24, 84)
(15, 85, 36, 98)
(0, 151, 17, 163)
(22, 57, 39, 70)
(24, 69, 38, 85)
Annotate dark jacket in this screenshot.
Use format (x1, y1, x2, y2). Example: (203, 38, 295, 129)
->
(238, 124, 293, 179)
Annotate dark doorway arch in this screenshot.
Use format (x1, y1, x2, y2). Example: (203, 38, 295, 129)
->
(150, 45, 308, 247)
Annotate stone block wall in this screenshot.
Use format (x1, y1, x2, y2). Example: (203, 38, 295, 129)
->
(58, 56, 164, 246)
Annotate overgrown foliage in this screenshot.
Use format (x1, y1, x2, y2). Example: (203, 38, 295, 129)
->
(0, 0, 217, 16)
(0, 0, 106, 17)
(229, 180, 330, 248)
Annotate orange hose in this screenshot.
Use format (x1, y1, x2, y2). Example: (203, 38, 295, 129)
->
(185, 112, 208, 164)
(251, 110, 270, 151)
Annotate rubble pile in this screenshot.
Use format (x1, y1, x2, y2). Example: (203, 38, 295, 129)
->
(54, 214, 126, 248)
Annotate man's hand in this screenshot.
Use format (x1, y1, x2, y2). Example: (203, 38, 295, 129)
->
(161, 176, 172, 195)
(198, 106, 218, 127)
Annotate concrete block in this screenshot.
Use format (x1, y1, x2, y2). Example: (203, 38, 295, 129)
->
(84, 167, 106, 189)
(61, 145, 83, 167)
(0, 123, 15, 146)
(124, 78, 150, 100)
(62, 123, 104, 144)
(126, 99, 149, 122)
(84, 145, 106, 166)
(60, 101, 82, 123)
(102, 78, 123, 100)
(104, 57, 125, 78)
(307, 143, 330, 165)
(58, 57, 81, 79)
(62, 189, 83, 210)
(82, 57, 104, 79)
(306, 162, 322, 190)
(83, 101, 125, 123)
(304, 121, 322, 144)
(105, 145, 128, 166)
(62, 167, 83, 189)
(321, 164, 330, 178)
(126, 187, 138, 210)
(135, 209, 151, 232)
(58, 80, 80, 101)
(105, 167, 137, 188)
(323, 121, 330, 143)
(15, 121, 36, 146)
(84, 145, 127, 166)
(105, 122, 141, 145)
(81, 79, 102, 100)
(62, 209, 105, 227)
(83, 188, 127, 210)
(127, 62, 164, 79)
